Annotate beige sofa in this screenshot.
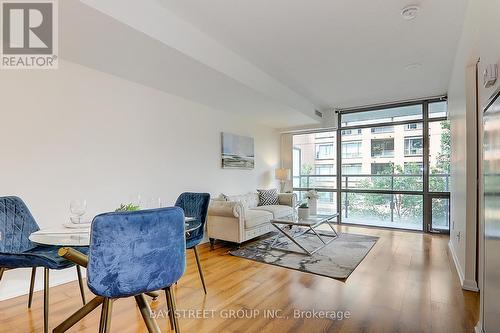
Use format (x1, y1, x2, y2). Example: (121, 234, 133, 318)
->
(207, 192, 297, 246)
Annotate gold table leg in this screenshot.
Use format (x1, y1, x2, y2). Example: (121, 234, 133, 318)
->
(53, 296, 104, 333)
(76, 266, 86, 305)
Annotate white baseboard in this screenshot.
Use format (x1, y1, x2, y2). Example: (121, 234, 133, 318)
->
(463, 279, 479, 292)
(448, 240, 479, 292)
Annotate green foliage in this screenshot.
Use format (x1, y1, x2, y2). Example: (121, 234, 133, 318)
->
(298, 202, 309, 209)
(301, 164, 313, 175)
(115, 203, 140, 212)
(300, 164, 313, 187)
(345, 121, 451, 225)
(430, 121, 451, 192)
(347, 164, 422, 221)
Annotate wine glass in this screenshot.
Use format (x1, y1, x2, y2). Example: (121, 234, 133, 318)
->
(70, 199, 87, 224)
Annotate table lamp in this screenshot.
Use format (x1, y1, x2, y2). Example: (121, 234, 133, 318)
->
(275, 168, 291, 193)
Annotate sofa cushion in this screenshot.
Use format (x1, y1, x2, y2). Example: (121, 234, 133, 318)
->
(227, 193, 259, 209)
(244, 209, 273, 229)
(257, 189, 279, 206)
(252, 205, 293, 219)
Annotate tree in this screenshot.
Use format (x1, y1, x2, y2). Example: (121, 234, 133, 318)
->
(347, 164, 422, 222)
(300, 164, 313, 188)
(430, 121, 451, 192)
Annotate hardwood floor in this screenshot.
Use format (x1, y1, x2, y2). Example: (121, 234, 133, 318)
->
(0, 225, 479, 333)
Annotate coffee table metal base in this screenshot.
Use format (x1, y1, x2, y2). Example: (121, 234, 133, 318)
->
(269, 217, 338, 256)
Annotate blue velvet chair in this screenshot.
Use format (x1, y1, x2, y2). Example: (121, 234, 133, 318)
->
(175, 192, 210, 294)
(0, 196, 87, 333)
(55, 207, 186, 333)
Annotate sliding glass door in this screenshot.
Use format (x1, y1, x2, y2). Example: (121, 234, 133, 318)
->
(292, 98, 450, 233)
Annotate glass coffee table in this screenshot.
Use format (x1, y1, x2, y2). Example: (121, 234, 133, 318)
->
(269, 213, 339, 255)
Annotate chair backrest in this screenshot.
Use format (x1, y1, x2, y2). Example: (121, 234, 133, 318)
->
(86, 207, 186, 298)
(175, 192, 210, 243)
(0, 196, 39, 254)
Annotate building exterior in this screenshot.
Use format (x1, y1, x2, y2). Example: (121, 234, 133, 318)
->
(292, 111, 450, 231)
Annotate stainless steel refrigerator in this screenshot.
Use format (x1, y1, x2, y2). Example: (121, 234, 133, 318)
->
(483, 89, 500, 332)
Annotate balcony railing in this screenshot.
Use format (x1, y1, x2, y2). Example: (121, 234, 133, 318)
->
(293, 173, 450, 192)
(293, 173, 450, 227)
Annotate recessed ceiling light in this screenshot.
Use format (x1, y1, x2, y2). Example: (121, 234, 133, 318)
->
(401, 5, 420, 20)
(405, 63, 422, 70)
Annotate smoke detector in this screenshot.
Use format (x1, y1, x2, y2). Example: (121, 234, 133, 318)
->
(401, 5, 420, 20)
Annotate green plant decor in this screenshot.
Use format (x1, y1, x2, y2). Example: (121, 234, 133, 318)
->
(115, 203, 140, 212)
(298, 202, 309, 209)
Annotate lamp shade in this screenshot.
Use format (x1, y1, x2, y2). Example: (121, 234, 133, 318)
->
(275, 168, 290, 181)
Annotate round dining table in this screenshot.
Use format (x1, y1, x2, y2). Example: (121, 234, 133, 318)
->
(29, 217, 199, 246)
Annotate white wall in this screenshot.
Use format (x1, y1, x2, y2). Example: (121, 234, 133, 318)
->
(0, 60, 280, 300)
(447, 0, 500, 294)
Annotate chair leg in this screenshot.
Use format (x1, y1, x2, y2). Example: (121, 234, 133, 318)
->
(44, 268, 49, 333)
(76, 266, 86, 305)
(134, 294, 161, 333)
(98, 298, 113, 333)
(209, 238, 216, 250)
(28, 267, 36, 308)
(0, 267, 5, 281)
(165, 287, 174, 331)
(165, 287, 180, 333)
(192, 246, 207, 294)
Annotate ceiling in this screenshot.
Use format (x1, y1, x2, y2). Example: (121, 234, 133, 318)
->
(61, 0, 321, 128)
(158, 0, 469, 110)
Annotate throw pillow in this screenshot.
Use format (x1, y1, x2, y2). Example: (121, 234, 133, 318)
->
(257, 189, 279, 206)
(218, 193, 229, 201)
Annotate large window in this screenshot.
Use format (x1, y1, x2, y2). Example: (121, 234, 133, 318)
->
(315, 144, 334, 159)
(341, 104, 422, 127)
(371, 126, 394, 134)
(429, 120, 451, 192)
(404, 162, 423, 174)
(342, 141, 362, 158)
(429, 101, 447, 118)
(371, 138, 394, 157)
(405, 123, 423, 131)
(339, 123, 424, 192)
(342, 193, 423, 231)
(293, 132, 336, 190)
(342, 163, 362, 175)
(404, 137, 423, 156)
(293, 98, 450, 233)
(371, 163, 393, 174)
(315, 164, 334, 175)
(341, 129, 362, 136)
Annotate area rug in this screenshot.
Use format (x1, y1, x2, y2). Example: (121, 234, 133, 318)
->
(230, 232, 378, 280)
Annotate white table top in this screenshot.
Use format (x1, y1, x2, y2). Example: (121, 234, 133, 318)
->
(29, 232, 91, 246)
(29, 217, 197, 246)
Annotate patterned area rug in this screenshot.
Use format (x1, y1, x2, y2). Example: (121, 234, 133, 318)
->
(230, 232, 378, 280)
